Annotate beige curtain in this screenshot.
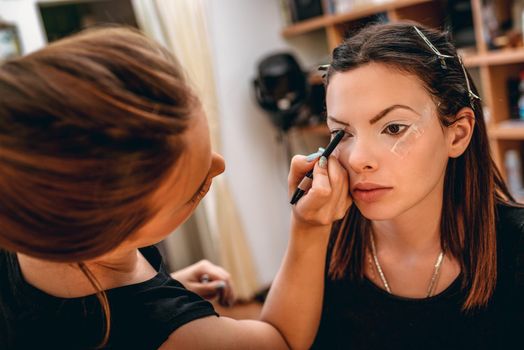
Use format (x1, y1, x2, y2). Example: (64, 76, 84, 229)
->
(139, 0, 259, 300)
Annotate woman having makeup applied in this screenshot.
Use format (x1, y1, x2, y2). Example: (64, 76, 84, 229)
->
(305, 22, 524, 349)
(0, 27, 351, 349)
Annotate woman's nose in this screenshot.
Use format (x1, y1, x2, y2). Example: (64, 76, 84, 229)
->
(210, 152, 225, 178)
(346, 138, 378, 173)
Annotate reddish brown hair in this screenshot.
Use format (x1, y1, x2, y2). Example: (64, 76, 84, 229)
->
(325, 22, 515, 310)
(0, 27, 195, 262)
(0, 26, 197, 346)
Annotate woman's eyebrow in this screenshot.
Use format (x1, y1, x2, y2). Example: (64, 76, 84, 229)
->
(327, 116, 350, 126)
(328, 104, 420, 126)
(369, 104, 420, 124)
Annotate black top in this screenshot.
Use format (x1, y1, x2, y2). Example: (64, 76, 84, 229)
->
(312, 204, 524, 350)
(0, 245, 218, 349)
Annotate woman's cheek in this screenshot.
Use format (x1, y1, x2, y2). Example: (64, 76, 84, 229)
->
(332, 147, 341, 159)
(332, 146, 351, 173)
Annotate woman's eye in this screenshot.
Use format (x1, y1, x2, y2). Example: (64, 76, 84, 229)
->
(189, 188, 206, 205)
(189, 179, 211, 205)
(330, 129, 352, 139)
(383, 124, 408, 136)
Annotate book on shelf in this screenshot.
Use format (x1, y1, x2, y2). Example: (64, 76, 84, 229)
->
(504, 149, 524, 203)
(322, 0, 336, 14)
(286, 0, 324, 23)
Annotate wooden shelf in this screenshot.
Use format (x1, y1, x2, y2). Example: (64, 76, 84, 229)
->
(489, 121, 524, 140)
(464, 48, 524, 68)
(282, 0, 432, 38)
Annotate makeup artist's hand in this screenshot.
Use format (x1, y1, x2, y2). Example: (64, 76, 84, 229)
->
(171, 259, 235, 307)
(289, 155, 352, 227)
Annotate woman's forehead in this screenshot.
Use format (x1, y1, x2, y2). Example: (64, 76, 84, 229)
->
(329, 64, 428, 96)
(326, 64, 434, 118)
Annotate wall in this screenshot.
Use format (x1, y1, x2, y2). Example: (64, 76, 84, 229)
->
(204, 0, 328, 286)
(0, 0, 47, 54)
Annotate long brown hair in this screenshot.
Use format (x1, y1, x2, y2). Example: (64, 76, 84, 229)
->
(0, 27, 197, 347)
(326, 22, 515, 311)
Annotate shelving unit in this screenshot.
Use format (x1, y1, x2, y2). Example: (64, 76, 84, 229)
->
(283, 0, 441, 50)
(490, 121, 524, 140)
(463, 48, 524, 67)
(282, 0, 524, 182)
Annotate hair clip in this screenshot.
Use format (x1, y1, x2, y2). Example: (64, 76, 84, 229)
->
(413, 26, 453, 69)
(318, 64, 330, 80)
(457, 55, 481, 109)
(414, 26, 480, 109)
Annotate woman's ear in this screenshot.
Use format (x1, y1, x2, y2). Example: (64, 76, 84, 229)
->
(447, 107, 475, 158)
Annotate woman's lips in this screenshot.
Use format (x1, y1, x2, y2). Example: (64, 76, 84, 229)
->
(352, 185, 393, 203)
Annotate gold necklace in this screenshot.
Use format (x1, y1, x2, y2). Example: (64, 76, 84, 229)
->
(369, 233, 445, 297)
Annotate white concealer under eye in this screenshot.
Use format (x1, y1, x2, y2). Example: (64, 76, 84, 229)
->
(390, 123, 425, 158)
(388, 104, 433, 158)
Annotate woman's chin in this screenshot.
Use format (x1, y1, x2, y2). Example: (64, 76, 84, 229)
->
(354, 202, 398, 221)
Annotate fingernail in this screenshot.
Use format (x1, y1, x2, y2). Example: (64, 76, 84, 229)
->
(318, 147, 325, 153)
(306, 151, 322, 162)
(199, 274, 210, 283)
(318, 156, 327, 169)
(216, 281, 226, 290)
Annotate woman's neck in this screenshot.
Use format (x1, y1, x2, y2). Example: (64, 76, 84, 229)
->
(365, 176, 463, 298)
(17, 247, 157, 298)
(372, 176, 444, 257)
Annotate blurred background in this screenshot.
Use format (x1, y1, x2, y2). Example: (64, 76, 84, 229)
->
(1, 0, 523, 316)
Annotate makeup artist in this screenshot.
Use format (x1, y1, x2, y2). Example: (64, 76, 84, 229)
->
(0, 27, 351, 349)
(307, 22, 524, 350)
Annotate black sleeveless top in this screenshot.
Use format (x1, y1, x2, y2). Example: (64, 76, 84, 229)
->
(312, 204, 524, 349)
(0, 245, 217, 349)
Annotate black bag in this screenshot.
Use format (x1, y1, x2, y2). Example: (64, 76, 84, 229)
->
(253, 53, 308, 131)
